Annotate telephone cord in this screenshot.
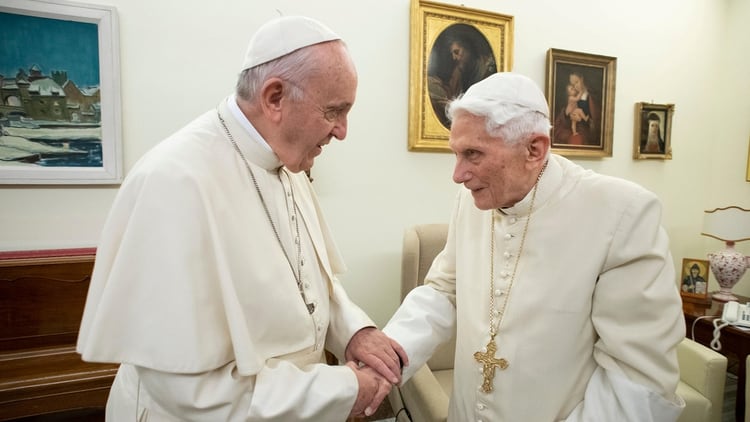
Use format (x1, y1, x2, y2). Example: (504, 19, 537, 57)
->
(710, 317, 730, 351)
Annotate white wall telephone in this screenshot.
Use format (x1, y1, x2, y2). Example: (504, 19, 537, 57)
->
(721, 301, 750, 328)
(710, 301, 750, 351)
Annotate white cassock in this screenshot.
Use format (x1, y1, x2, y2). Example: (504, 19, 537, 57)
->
(385, 154, 686, 421)
(77, 97, 374, 421)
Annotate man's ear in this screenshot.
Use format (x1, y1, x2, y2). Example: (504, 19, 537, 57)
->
(259, 78, 285, 123)
(527, 134, 550, 164)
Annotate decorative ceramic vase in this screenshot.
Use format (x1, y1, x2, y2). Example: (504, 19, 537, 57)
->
(709, 243, 750, 302)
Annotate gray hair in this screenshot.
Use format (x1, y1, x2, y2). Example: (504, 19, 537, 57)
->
(235, 40, 348, 102)
(446, 96, 551, 145)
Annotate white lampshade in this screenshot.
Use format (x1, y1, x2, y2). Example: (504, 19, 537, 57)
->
(701, 206, 750, 243)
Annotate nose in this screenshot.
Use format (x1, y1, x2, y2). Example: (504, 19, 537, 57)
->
(453, 159, 469, 184)
(331, 116, 348, 140)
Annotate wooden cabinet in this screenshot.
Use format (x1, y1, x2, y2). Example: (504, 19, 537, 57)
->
(0, 249, 118, 421)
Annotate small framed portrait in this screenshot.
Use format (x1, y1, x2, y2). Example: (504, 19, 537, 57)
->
(680, 258, 710, 303)
(407, 0, 513, 152)
(545, 48, 616, 158)
(633, 102, 674, 160)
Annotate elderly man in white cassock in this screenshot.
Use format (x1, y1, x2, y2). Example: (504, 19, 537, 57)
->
(77, 16, 407, 421)
(384, 73, 686, 421)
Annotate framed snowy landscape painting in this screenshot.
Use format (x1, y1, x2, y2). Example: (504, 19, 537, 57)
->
(0, 0, 121, 184)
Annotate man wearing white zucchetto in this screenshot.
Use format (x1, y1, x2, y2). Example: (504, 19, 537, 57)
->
(384, 72, 686, 421)
(77, 15, 407, 421)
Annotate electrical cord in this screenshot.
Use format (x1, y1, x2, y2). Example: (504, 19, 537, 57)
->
(395, 407, 412, 421)
(392, 383, 412, 421)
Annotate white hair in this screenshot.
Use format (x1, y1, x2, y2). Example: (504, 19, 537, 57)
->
(235, 40, 348, 102)
(446, 94, 551, 145)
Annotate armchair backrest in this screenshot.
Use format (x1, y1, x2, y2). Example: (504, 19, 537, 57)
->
(401, 224, 455, 371)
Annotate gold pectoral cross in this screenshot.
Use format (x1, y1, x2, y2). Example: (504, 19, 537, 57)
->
(473, 335, 508, 393)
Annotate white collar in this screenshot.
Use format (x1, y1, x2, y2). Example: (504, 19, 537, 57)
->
(227, 94, 273, 152)
(499, 156, 562, 217)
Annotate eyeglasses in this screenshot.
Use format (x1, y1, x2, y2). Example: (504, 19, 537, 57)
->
(285, 81, 351, 123)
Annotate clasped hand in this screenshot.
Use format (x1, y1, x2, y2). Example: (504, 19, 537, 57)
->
(345, 327, 408, 418)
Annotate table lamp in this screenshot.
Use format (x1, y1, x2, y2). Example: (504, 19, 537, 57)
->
(700, 206, 750, 301)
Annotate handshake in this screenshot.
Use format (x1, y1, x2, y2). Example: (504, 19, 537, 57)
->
(344, 327, 408, 418)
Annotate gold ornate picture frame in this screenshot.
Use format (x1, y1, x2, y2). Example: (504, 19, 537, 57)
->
(545, 48, 616, 158)
(633, 102, 674, 160)
(408, 0, 513, 152)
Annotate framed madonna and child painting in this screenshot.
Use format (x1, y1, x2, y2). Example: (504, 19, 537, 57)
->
(545, 48, 616, 158)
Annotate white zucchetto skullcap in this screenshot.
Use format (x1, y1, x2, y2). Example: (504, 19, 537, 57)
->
(241, 16, 341, 70)
(462, 72, 550, 123)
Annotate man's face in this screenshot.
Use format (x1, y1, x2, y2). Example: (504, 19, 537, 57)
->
(450, 41, 470, 69)
(277, 43, 357, 173)
(449, 112, 531, 210)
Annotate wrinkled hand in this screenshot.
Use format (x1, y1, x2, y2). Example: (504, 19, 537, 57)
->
(345, 327, 408, 385)
(346, 361, 392, 418)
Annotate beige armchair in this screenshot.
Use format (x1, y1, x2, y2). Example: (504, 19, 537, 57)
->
(388, 224, 729, 422)
(388, 223, 453, 422)
(676, 338, 727, 422)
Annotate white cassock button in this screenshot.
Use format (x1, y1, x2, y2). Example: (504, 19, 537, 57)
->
(493, 310, 500, 317)
(509, 217, 516, 224)
(494, 289, 502, 296)
(304, 282, 310, 289)
(503, 251, 511, 259)
(501, 271, 509, 278)
(477, 403, 486, 410)
(504, 233, 512, 240)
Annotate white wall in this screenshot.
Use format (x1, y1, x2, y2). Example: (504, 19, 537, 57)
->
(1, 0, 748, 326)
